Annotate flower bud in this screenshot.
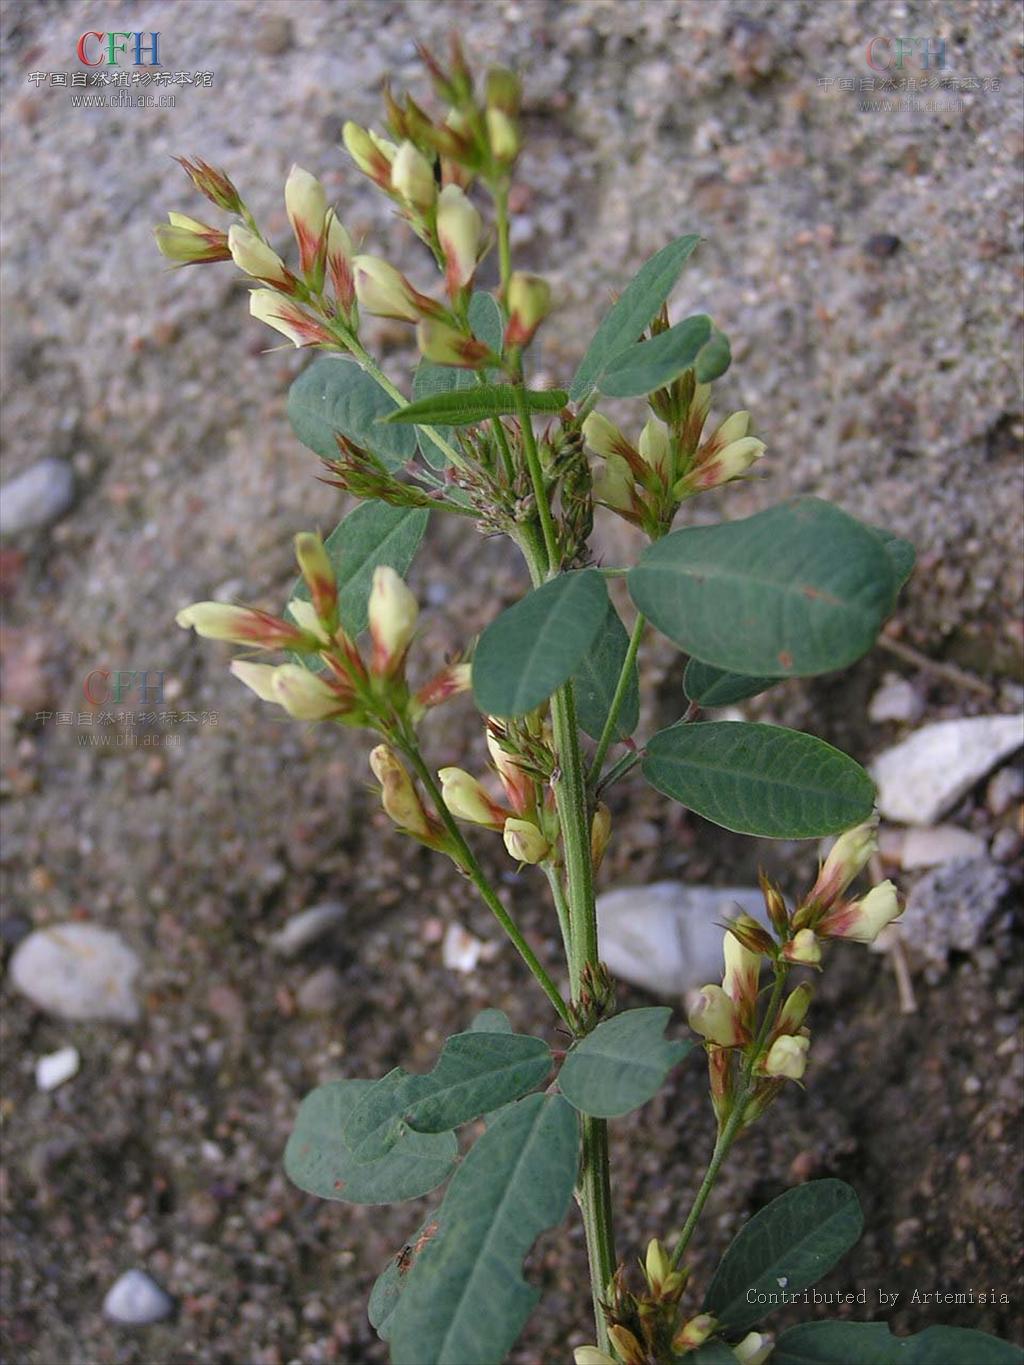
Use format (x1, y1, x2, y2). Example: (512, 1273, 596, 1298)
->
(286, 599, 331, 646)
(809, 819, 879, 909)
(486, 725, 533, 814)
(759, 869, 790, 936)
(271, 665, 351, 720)
(176, 602, 314, 651)
(672, 1313, 717, 1353)
(285, 165, 328, 275)
(416, 319, 492, 369)
(644, 1238, 671, 1294)
(367, 565, 418, 677)
(438, 767, 507, 829)
(734, 1331, 774, 1365)
(503, 817, 550, 864)
(486, 108, 520, 164)
(676, 437, 766, 497)
(485, 67, 522, 115)
(249, 290, 335, 348)
(591, 802, 612, 870)
(573, 1350, 617, 1365)
(173, 155, 243, 214)
(504, 272, 551, 349)
(708, 1043, 735, 1128)
(726, 913, 777, 956)
(762, 1033, 810, 1081)
(154, 213, 231, 265)
(607, 1325, 645, 1365)
(436, 184, 483, 295)
(710, 410, 751, 447)
(353, 254, 430, 322)
(414, 662, 472, 710)
(775, 982, 813, 1036)
(638, 418, 672, 482)
(581, 413, 640, 468)
(722, 931, 761, 1020)
(229, 660, 280, 703)
(818, 880, 901, 944)
(326, 213, 355, 315)
(391, 140, 437, 213)
(294, 531, 337, 626)
(342, 121, 397, 189)
(227, 224, 293, 288)
(370, 745, 432, 839)
(688, 984, 747, 1047)
(783, 928, 822, 965)
(592, 455, 636, 514)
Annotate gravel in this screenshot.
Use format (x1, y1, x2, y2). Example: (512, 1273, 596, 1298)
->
(0, 458, 76, 537)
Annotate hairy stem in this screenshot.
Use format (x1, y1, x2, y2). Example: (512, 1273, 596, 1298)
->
(588, 612, 645, 784)
(514, 382, 561, 571)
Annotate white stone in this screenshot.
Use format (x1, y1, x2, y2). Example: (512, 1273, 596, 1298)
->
(442, 922, 483, 973)
(872, 715, 1024, 825)
(900, 825, 987, 870)
(596, 882, 766, 996)
(869, 673, 924, 724)
(0, 458, 75, 536)
(269, 902, 346, 957)
(102, 1269, 173, 1325)
(9, 924, 141, 1023)
(35, 1045, 80, 1091)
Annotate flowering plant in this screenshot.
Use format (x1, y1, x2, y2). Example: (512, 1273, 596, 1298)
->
(158, 40, 1021, 1365)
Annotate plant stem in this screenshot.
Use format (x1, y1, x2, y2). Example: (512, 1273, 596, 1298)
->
(400, 739, 572, 1029)
(588, 612, 645, 784)
(670, 967, 790, 1267)
(513, 383, 561, 572)
(542, 862, 575, 985)
(595, 748, 642, 797)
(580, 1114, 616, 1352)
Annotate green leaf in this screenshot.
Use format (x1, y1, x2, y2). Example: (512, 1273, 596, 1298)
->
(469, 1008, 513, 1033)
(388, 1093, 579, 1365)
(598, 314, 712, 399)
(683, 659, 779, 708)
(703, 1179, 863, 1333)
(411, 294, 505, 467)
(287, 502, 429, 641)
(570, 233, 702, 402)
(468, 289, 504, 356)
(473, 570, 609, 717)
(383, 384, 567, 427)
(773, 1321, 1024, 1365)
(572, 602, 640, 741)
(642, 722, 875, 838)
(559, 1008, 692, 1117)
(368, 1207, 442, 1342)
(695, 327, 732, 382)
(342, 1031, 552, 1161)
(871, 524, 916, 593)
(284, 1080, 456, 1205)
(629, 498, 896, 677)
(288, 357, 416, 468)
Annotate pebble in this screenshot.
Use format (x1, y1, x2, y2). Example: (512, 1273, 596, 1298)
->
(10, 924, 142, 1023)
(868, 673, 924, 724)
(102, 1269, 174, 1325)
(0, 458, 76, 536)
(442, 922, 483, 974)
(596, 882, 766, 996)
(268, 902, 346, 958)
(35, 1045, 80, 1091)
(899, 857, 1010, 975)
(872, 715, 1024, 825)
(254, 15, 294, 55)
(900, 825, 987, 870)
(295, 965, 344, 1014)
(986, 764, 1023, 817)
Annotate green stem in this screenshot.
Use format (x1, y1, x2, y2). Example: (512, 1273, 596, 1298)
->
(595, 748, 642, 797)
(513, 382, 561, 572)
(543, 862, 574, 985)
(580, 1114, 616, 1353)
(588, 612, 645, 784)
(670, 967, 790, 1267)
(400, 740, 572, 1030)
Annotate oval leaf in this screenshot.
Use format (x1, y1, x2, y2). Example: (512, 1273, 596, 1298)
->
(284, 1080, 456, 1205)
(570, 233, 702, 402)
(384, 385, 567, 427)
(473, 570, 609, 717)
(870, 524, 916, 596)
(629, 498, 897, 678)
(695, 327, 732, 382)
(598, 314, 712, 399)
(388, 1093, 579, 1365)
(643, 722, 875, 838)
(773, 1321, 1024, 1365)
(703, 1179, 863, 1333)
(288, 356, 416, 467)
(342, 1030, 552, 1161)
(559, 1008, 692, 1118)
(368, 1206, 442, 1342)
(683, 659, 779, 708)
(573, 602, 640, 741)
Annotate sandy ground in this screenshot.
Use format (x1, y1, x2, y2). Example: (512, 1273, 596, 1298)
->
(1, 1, 1022, 1362)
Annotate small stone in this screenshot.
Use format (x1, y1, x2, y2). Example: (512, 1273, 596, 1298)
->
(253, 15, 294, 55)
(35, 1045, 80, 1091)
(269, 902, 346, 958)
(987, 765, 1023, 817)
(868, 673, 924, 724)
(442, 922, 483, 974)
(900, 857, 1010, 972)
(872, 715, 1024, 825)
(296, 965, 344, 1014)
(900, 825, 987, 870)
(596, 882, 766, 996)
(863, 232, 902, 259)
(102, 1269, 174, 1325)
(0, 458, 76, 536)
(10, 923, 142, 1023)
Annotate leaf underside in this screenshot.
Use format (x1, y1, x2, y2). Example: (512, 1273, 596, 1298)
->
(572, 601, 641, 740)
(288, 356, 416, 468)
